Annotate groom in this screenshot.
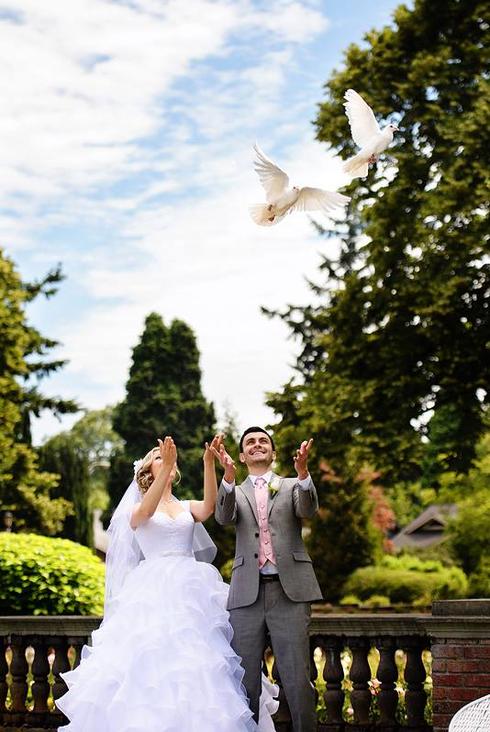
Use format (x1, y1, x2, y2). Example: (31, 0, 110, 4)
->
(214, 427, 322, 732)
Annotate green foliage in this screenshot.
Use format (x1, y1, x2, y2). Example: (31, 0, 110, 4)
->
(266, 0, 489, 489)
(421, 404, 470, 488)
(108, 313, 215, 514)
(0, 533, 104, 615)
(306, 461, 382, 602)
(220, 557, 233, 583)
(343, 554, 468, 605)
(39, 408, 124, 542)
(207, 407, 245, 569)
(68, 407, 124, 512)
(363, 594, 391, 608)
(447, 489, 490, 575)
(468, 556, 490, 598)
(339, 594, 361, 607)
(38, 435, 92, 546)
(0, 248, 77, 534)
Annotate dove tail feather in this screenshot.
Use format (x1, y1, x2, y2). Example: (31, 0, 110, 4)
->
(343, 153, 369, 179)
(249, 204, 280, 226)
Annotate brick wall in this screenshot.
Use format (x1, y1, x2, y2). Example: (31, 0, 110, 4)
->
(429, 601, 490, 732)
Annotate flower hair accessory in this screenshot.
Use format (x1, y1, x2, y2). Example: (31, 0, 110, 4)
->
(133, 459, 143, 478)
(268, 476, 281, 494)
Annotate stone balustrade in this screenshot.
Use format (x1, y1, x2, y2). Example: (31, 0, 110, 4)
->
(0, 600, 489, 732)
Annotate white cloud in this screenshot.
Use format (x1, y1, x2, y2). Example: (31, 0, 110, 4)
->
(47, 135, 346, 435)
(0, 0, 340, 441)
(0, 0, 328, 206)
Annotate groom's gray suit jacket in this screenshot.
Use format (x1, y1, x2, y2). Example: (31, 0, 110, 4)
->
(215, 473, 323, 610)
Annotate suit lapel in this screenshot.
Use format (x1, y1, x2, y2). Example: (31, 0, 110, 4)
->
(267, 473, 283, 518)
(239, 477, 259, 525)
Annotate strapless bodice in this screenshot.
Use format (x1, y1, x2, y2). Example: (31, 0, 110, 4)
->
(134, 505, 195, 558)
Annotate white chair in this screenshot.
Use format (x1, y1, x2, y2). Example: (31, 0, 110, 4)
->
(449, 694, 490, 731)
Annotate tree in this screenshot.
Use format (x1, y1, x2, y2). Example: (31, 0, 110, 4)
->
(267, 0, 489, 485)
(36, 408, 122, 547)
(0, 248, 77, 534)
(107, 313, 216, 514)
(207, 405, 246, 570)
(38, 435, 91, 546)
(68, 407, 124, 511)
(308, 460, 383, 601)
(447, 425, 490, 590)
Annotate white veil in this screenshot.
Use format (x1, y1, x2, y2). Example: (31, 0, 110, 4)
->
(104, 464, 217, 619)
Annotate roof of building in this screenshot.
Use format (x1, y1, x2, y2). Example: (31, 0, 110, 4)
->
(392, 503, 458, 549)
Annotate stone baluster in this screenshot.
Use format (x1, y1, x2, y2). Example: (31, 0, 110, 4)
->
(320, 635, 345, 724)
(0, 638, 8, 714)
(71, 640, 86, 669)
(348, 636, 372, 726)
(309, 635, 319, 706)
(51, 638, 70, 701)
(9, 637, 28, 716)
(402, 636, 428, 728)
(376, 636, 399, 725)
(31, 638, 51, 713)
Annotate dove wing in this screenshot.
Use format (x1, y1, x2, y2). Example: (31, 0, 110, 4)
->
(253, 143, 290, 201)
(291, 187, 350, 214)
(343, 89, 380, 148)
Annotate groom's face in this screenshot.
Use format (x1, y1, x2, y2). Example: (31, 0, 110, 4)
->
(240, 432, 275, 469)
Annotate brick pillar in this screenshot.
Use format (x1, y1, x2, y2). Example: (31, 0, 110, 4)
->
(428, 599, 490, 732)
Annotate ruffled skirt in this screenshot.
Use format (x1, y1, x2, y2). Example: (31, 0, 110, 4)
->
(56, 553, 278, 731)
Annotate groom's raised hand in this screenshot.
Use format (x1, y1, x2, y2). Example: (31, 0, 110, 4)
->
(293, 438, 313, 481)
(211, 436, 236, 484)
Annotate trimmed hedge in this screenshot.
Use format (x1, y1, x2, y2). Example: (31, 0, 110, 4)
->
(342, 554, 468, 605)
(0, 533, 105, 615)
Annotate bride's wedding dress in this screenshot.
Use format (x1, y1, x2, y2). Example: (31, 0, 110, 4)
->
(56, 501, 278, 731)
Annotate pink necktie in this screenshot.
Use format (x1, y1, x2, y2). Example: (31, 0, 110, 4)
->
(254, 477, 277, 568)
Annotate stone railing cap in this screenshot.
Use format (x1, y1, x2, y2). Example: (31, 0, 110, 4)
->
(432, 599, 490, 617)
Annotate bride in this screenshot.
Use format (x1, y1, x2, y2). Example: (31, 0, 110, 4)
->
(56, 435, 278, 731)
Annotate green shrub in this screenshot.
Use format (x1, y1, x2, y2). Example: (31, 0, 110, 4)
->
(220, 558, 233, 583)
(343, 554, 468, 605)
(339, 594, 361, 606)
(363, 594, 391, 608)
(0, 533, 105, 615)
(468, 556, 490, 598)
(448, 491, 490, 575)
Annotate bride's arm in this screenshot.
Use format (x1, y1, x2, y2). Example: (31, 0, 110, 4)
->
(190, 435, 221, 523)
(130, 437, 177, 528)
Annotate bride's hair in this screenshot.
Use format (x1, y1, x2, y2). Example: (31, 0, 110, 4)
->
(135, 447, 181, 494)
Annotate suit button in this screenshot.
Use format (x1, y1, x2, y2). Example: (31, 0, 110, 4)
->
(255, 532, 259, 538)
(254, 553, 258, 558)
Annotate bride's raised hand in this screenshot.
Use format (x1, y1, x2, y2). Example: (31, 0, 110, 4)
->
(158, 436, 177, 468)
(203, 434, 221, 464)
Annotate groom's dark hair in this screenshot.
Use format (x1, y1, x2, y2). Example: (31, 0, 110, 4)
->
(239, 426, 275, 452)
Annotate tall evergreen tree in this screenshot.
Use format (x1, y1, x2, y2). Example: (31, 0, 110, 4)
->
(107, 313, 215, 513)
(267, 0, 489, 485)
(0, 248, 77, 534)
(206, 406, 246, 569)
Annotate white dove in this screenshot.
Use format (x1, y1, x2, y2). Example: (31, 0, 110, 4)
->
(342, 89, 398, 178)
(249, 143, 350, 226)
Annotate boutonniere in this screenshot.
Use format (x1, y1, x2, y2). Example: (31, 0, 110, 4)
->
(268, 477, 282, 495)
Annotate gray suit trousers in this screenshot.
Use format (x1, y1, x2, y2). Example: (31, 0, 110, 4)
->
(230, 579, 316, 732)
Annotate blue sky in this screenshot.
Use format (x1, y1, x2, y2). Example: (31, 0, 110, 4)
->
(1, 0, 406, 443)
